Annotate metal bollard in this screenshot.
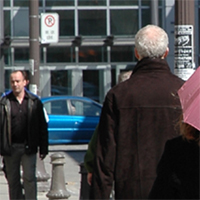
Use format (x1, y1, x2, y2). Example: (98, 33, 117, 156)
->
(46, 153, 71, 200)
(36, 153, 50, 192)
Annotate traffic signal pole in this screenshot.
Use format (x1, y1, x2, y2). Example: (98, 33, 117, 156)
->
(29, 0, 40, 96)
(174, 0, 196, 80)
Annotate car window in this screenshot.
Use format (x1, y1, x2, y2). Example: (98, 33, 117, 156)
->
(44, 100, 69, 115)
(71, 100, 101, 116)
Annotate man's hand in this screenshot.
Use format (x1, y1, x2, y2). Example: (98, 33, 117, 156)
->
(40, 154, 46, 160)
(87, 172, 93, 185)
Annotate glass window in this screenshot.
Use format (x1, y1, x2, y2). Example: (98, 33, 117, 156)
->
(110, 10, 138, 35)
(79, 10, 106, 36)
(14, 0, 43, 7)
(71, 100, 101, 116)
(111, 46, 135, 62)
(13, 9, 29, 36)
(4, 0, 10, 7)
(47, 47, 75, 63)
(46, 0, 74, 6)
(46, 10, 74, 36)
(51, 70, 72, 96)
(44, 100, 69, 115)
(110, 0, 138, 6)
(141, 0, 150, 6)
(4, 48, 11, 65)
(14, 48, 29, 62)
(83, 70, 99, 102)
(142, 8, 151, 27)
(79, 46, 107, 63)
(4, 11, 11, 36)
(78, 0, 106, 6)
(14, 48, 43, 63)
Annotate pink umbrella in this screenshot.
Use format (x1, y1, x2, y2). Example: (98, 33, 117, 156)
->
(178, 67, 200, 131)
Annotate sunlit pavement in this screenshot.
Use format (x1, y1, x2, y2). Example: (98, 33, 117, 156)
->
(0, 144, 88, 200)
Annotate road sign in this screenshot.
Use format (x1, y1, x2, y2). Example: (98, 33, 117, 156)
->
(41, 13, 59, 44)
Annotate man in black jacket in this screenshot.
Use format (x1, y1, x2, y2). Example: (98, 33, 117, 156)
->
(0, 70, 48, 200)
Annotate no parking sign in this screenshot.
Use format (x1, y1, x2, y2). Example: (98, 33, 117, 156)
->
(41, 13, 59, 44)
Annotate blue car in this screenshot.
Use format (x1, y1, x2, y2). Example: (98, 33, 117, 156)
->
(41, 96, 102, 144)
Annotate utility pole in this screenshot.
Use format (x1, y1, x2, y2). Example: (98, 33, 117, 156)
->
(29, 0, 40, 96)
(0, 0, 4, 94)
(151, 0, 159, 25)
(174, 0, 195, 80)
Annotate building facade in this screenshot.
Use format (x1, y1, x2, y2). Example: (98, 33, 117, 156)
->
(0, 0, 200, 103)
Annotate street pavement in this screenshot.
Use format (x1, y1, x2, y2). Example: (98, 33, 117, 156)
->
(0, 144, 88, 200)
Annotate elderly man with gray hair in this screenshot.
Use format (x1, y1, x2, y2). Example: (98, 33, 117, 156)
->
(89, 25, 184, 199)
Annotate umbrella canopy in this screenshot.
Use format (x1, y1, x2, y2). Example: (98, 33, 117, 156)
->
(178, 67, 200, 131)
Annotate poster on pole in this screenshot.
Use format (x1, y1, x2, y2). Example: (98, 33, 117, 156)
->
(174, 25, 195, 80)
(41, 13, 59, 44)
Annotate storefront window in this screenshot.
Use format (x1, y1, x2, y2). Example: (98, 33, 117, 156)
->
(110, 9, 138, 35)
(79, 10, 106, 36)
(79, 46, 107, 63)
(111, 46, 135, 62)
(47, 47, 75, 63)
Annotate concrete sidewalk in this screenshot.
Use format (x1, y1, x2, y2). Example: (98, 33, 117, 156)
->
(0, 144, 88, 200)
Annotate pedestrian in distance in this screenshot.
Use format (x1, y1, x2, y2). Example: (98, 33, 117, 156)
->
(0, 70, 49, 200)
(89, 24, 184, 199)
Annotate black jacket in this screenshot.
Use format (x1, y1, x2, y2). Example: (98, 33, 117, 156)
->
(0, 89, 48, 156)
(149, 136, 200, 199)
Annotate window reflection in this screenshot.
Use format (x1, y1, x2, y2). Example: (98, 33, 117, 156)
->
(83, 70, 99, 102)
(79, 46, 107, 63)
(51, 70, 72, 96)
(13, 9, 29, 37)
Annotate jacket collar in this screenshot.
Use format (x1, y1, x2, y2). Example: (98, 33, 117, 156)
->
(131, 57, 170, 75)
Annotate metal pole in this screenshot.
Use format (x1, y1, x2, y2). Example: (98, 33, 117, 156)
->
(0, 0, 5, 94)
(29, 0, 40, 96)
(174, 0, 195, 80)
(151, 0, 159, 25)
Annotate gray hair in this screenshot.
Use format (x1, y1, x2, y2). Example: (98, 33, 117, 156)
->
(135, 25, 169, 59)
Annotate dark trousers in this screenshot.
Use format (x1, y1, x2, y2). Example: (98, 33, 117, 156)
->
(3, 144, 37, 200)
